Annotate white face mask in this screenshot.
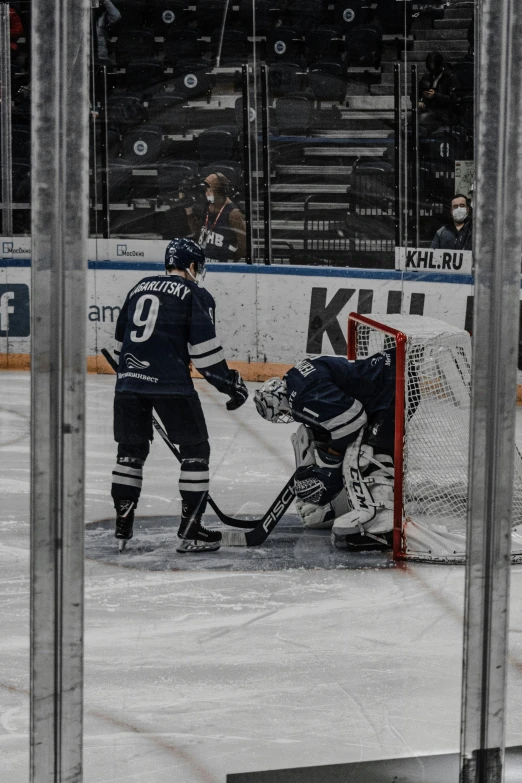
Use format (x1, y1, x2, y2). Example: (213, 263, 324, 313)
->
(206, 194, 215, 204)
(452, 206, 467, 222)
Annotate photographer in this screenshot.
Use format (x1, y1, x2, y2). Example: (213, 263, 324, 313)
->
(183, 173, 247, 263)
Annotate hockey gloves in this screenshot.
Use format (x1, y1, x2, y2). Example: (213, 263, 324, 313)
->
(226, 370, 248, 411)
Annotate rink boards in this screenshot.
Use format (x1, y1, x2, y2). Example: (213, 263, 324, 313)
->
(0, 244, 481, 379)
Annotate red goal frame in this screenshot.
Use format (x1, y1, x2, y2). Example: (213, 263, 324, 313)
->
(347, 312, 407, 560)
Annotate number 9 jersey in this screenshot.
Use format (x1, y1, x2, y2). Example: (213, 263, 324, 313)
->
(113, 273, 235, 396)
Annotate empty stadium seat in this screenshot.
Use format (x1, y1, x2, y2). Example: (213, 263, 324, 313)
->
(274, 95, 313, 134)
(345, 25, 383, 67)
(164, 29, 204, 65)
(453, 61, 474, 92)
(122, 124, 163, 164)
(171, 61, 216, 100)
(350, 159, 395, 212)
(108, 159, 134, 202)
(309, 61, 347, 103)
(157, 163, 198, 197)
(194, 0, 227, 35)
(420, 126, 467, 164)
(145, 0, 191, 35)
(108, 94, 147, 128)
(211, 27, 249, 66)
(125, 60, 166, 92)
(197, 127, 239, 164)
(113, 30, 156, 65)
(305, 26, 343, 65)
(269, 62, 307, 97)
(334, 0, 369, 31)
(376, 0, 412, 34)
(147, 92, 187, 134)
(266, 27, 303, 63)
(238, 0, 275, 36)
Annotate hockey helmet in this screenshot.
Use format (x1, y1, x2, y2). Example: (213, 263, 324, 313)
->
(254, 377, 294, 423)
(165, 238, 206, 283)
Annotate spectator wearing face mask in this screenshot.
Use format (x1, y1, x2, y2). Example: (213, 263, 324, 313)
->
(418, 51, 459, 130)
(186, 173, 246, 263)
(431, 194, 472, 251)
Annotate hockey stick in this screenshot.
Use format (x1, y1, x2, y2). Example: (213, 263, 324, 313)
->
(102, 348, 296, 541)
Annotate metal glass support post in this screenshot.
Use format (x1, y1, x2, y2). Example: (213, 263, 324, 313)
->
(0, 4, 13, 236)
(393, 63, 403, 249)
(260, 64, 272, 265)
(241, 63, 253, 264)
(30, 1, 89, 781)
(460, 0, 522, 780)
(410, 64, 419, 248)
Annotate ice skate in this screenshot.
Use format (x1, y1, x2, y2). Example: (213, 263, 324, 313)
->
(115, 499, 136, 552)
(176, 517, 221, 553)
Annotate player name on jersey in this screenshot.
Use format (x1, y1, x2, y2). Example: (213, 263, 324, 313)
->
(395, 248, 473, 275)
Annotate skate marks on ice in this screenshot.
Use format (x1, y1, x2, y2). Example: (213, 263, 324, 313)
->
(85, 515, 394, 572)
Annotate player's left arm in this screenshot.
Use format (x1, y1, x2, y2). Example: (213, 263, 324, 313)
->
(189, 290, 248, 410)
(113, 294, 130, 365)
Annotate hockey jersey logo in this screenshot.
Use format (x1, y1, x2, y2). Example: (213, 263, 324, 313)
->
(125, 353, 150, 370)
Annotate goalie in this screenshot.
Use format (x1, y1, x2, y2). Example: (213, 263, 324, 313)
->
(254, 351, 396, 550)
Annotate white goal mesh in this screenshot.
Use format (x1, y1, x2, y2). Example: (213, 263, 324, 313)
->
(349, 314, 522, 563)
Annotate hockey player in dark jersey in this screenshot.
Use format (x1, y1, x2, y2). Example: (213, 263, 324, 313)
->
(111, 238, 248, 553)
(254, 352, 396, 550)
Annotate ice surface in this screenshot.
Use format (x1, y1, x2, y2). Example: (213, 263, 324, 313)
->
(1, 372, 522, 782)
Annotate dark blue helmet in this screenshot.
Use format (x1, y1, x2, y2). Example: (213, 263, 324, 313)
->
(165, 238, 206, 276)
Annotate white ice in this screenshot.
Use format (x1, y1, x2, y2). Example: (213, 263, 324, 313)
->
(1, 372, 522, 783)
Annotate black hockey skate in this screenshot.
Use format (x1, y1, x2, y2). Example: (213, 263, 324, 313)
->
(115, 499, 136, 552)
(176, 517, 221, 553)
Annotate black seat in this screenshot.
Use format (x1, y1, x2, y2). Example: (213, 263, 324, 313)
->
(157, 163, 199, 197)
(199, 161, 241, 191)
(12, 160, 31, 202)
(266, 27, 303, 63)
(112, 0, 146, 29)
(269, 62, 307, 97)
(194, 0, 227, 35)
(171, 61, 216, 100)
(122, 124, 163, 164)
(376, 0, 412, 34)
(289, 0, 325, 35)
(345, 25, 383, 68)
(125, 60, 166, 92)
(211, 27, 249, 66)
(147, 91, 187, 134)
(306, 26, 343, 65)
(108, 159, 134, 202)
(309, 61, 347, 103)
(274, 95, 313, 134)
(420, 126, 467, 164)
(334, 0, 368, 31)
(238, 0, 275, 36)
(197, 126, 239, 164)
(108, 94, 147, 128)
(145, 1, 191, 35)
(453, 61, 474, 92)
(11, 125, 31, 162)
(164, 29, 204, 65)
(113, 30, 156, 66)
(350, 159, 395, 212)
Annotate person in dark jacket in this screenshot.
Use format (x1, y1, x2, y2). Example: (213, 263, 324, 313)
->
(431, 194, 472, 250)
(418, 51, 459, 130)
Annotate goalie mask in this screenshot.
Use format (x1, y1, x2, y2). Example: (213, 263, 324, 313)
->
(254, 378, 293, 423)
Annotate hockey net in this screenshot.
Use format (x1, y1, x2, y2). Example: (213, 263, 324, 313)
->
(347, 313, 522, 563)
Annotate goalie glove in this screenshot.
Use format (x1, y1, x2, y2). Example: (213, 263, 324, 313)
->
(295, 489, 351, 529)
(225, 370, 248, 411)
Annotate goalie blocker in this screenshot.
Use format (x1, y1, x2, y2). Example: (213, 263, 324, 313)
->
(254, 352, 397, 551)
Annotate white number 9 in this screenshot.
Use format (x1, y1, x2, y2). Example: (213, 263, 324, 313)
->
(131, 294, 160, 342)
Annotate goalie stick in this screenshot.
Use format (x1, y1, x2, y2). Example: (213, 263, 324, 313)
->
(102, 348, 295, 544)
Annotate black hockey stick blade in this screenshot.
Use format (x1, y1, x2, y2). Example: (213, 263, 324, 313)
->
(221, 480, 296, 547)
(101, 348, 286, 531)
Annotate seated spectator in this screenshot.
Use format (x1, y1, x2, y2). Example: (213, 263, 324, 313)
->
(418, 52, 459, 131)
(431, 194, 472, 251)
(93, 0, 121, 67)
(185, 173, 247, 263)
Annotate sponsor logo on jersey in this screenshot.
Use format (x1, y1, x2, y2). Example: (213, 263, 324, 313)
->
(124, 353, 150, 370)
(295, 359, 316, 378)
(0, 284, 30, 336)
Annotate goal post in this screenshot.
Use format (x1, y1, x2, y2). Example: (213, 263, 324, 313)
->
(347, 312, 522, 563)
